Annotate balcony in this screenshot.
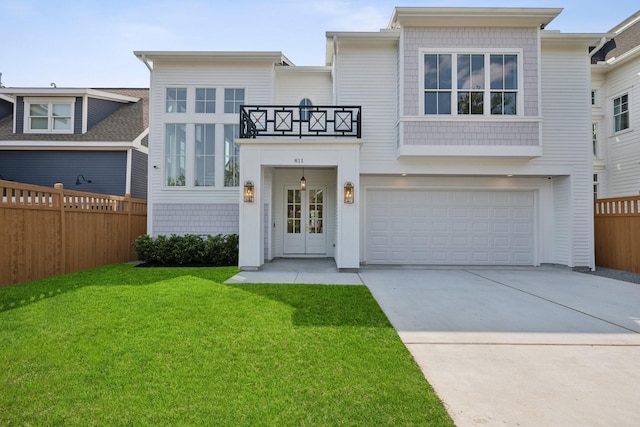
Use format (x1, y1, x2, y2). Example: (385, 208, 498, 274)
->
(240, 105, 361, 139)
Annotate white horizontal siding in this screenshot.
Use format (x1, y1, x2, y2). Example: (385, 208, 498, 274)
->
(274, 70, 333, 105)
(601, 59, 640, 197)
(336, 44, 398, 168)
(538, 45, 593, 267)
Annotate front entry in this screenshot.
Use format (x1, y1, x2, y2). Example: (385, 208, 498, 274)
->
(284, 186, 326, 255)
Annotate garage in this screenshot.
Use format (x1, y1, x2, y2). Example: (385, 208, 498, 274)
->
(366, 189, 535, 265)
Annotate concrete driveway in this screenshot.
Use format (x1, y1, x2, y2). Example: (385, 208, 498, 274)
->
(360, 267, 640, 427)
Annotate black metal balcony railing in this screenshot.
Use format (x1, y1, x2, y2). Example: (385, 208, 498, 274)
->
(240, 105, 361, 139)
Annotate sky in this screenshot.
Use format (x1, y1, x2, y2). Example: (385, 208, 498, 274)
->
(1, 0, 638, 88)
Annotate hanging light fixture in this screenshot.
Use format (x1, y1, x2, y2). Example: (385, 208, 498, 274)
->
(300, 167, 306, 191)
(243, 180, 254, 203)
(344, 182, 354, 204)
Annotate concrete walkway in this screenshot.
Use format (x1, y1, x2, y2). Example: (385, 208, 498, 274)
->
(227, 261, 640, 426)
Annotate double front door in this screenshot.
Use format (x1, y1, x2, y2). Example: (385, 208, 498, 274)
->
(283, 186, 326, 255)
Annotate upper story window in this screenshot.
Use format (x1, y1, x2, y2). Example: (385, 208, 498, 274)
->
(166, 88, 187, 113)
(613, 94, 629, 133)
(422, 51, 519, 116)
(224, 88, 245, 114)
(26, 100, 73, 133)
(299, 98, 313, 121)
(195, 88, 216, 113)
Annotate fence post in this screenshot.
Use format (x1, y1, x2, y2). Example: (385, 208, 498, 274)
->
(125, 193, 132, 260)
(53, 183, 66, 275)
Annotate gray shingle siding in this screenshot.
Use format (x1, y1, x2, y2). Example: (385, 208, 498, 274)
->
(87, 97, 123, 130)
(16, 97, 24, 133)
(152, 203, 239, 236)
(131, 149, 148, 199)
(0, 150, 127, 195)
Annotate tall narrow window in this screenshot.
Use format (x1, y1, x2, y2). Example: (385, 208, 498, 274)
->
(593, 174, 599, 200)
(613, 94, 629, 132)
(224, 88, 245, 114)
(166, 88, 187, 113)
(195, 88, 216, 113)
(299, 98, 313, 121)
(165, 124, 186, 186)
(424, 54, 451, 114)
(194, 124, 215, 186)
(457, 54, 484, 115)
(490, 54, 518, 115)
(224, 124, 240, 187)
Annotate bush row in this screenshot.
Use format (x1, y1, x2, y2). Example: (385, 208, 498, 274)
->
(132, 234, 239, 266)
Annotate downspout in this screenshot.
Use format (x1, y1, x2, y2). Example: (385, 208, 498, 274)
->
(333, 35, 338, 104)
(140, 54, 153, 72)
(590, 37, 607, 58)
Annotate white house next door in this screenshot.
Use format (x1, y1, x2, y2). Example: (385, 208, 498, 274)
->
(284, 186, 326, 255)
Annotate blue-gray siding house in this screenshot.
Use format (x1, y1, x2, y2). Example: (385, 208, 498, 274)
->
(0, 88, 148, 198)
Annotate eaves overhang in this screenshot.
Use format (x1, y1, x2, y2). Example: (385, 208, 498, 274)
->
(0, 88, 140, 103)
(389, 7, 562, 29)
(325, 30, 400, 66)
(541, 32, 612, 48)
(134, 51, 294, 68)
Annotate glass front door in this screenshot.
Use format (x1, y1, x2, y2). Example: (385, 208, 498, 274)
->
(283, 186, 326, 255)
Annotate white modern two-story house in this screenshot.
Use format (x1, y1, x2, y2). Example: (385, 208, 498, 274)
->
(136, 7, 604, 271)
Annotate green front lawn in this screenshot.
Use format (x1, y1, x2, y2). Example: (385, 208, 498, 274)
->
(0, 264, 453, 426)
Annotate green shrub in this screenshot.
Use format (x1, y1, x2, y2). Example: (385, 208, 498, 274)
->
(132, 234, 239, 266)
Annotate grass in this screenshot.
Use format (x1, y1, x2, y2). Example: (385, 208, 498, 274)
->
(0, 264, 453, 426)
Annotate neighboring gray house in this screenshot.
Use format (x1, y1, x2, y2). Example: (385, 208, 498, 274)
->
(0, 88, 149, 198)
(590, 10, 640, 198)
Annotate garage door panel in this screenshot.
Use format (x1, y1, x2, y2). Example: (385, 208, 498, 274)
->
(366, 189, 534, 265)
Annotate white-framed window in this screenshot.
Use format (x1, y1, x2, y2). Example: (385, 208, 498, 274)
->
(25, 99, 74, 133)
(195, 88, 216, 114)
(165, 124, 186, 186)
(194, 124, 215, 186)
(613, 94, 629, 132)
(593, 173, 599, 200)
(592, 122, 598, 158)
(224, 88, 245, 114)
(421, 50, 520, 116)
(166, 88, 187, 113)
(224, 124, 240, 187)
(299, 98, 313, 121)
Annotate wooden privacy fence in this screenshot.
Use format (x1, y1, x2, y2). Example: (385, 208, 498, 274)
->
(1, 180, 147, 287)
(594, 195, 640, 274)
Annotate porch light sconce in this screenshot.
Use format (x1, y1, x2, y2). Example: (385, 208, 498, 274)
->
(344, 182, 354, 204)
(76, 174, 92, 185)
(244, 181, 255, 203)
(300, 168, 306, 191)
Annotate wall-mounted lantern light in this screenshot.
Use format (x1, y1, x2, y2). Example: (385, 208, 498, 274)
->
(344, 181, 354, 204)
(76, 174, 92, 185)
(244, 180, 255, 203)
(300, 168, 306, 191)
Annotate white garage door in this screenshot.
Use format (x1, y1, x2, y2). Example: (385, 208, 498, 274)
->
(366, 190, 534, 265)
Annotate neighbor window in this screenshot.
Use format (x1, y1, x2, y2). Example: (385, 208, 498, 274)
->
(591, 90, 597, 105)
(299, 98, 313, 121)
(593, 174, 599, 200)
(195, 88, 216, 113)
(26, 101, 73, 132)
(224, 88, 245, 114)
(613, 94, 629, 132)
(224, 125, 240, 187)
(165, 124, 186, 186)
(166, 88, 187, 113)
(194, 124, 215, 186)
(422, 52, 518, 116)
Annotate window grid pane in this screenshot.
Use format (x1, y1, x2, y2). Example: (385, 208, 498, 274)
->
(194, 124, 215, 187)
(195, 88, 216, 114)
(165, 124, 186, 186)
(166, 88, 187, 113)
(613, 94, 629, 132)
(424, 54, 452, 115)
(224, 124, 240, 187)
(490, 54, 517, 115)
(224, 88, 245, 114)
